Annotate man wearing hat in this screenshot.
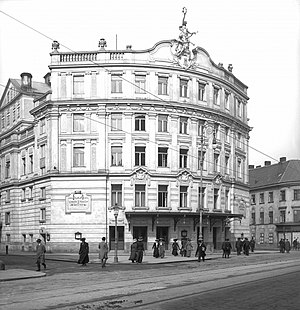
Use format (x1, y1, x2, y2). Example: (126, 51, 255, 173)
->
(136, 237, 145, 263)
(78, 238, 89, 266)
(129, 238, 138, 263)
(36, 238, 46, 271)
(195, 239, 207, 262)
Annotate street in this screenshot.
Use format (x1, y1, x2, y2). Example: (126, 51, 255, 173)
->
(0, 251, 300, 309)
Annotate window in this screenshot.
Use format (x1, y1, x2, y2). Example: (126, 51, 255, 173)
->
(213, 87, 219, 105)
(40, 118, 46, 134)
(225, 155, 230, 174)
(40, 187, 46, 200)
(251, 211, 256, 225)
(237, 158, 242, 178)
(259, 193, 264, 204)
(225, 127, 230, 143)
(269, 210, 273, 224)
(7, 110, 10, 126)
(5, 159, 10, 178)
(180, 186, 188, 208)
(135, 75, 146, 94)
(111, 113, 122, 131)
(259, 233, 264, 244)
(259, 210, 264, 224)
(40, 144, 46, 174)
(135, 114, 145, 131)
(158, 147, 168, 167)
(111, 146, 122, 166)
(22, 157, 26, 175)
(198, 120, 204, 136)
(251, 194, 256, 205)
(135, 146, 146, 166)
(280, 190, 286, 201)
(73, 75, 84, 95)
(29, 154, 33, 173)
(198, 82, 206, 101)
(198, 187, 206, 209)
(224, 91, 230, 109)
(135, 184, 145, 208)
(21, 188, 26, 201)
(294, 189, 300, 200)
(214, 153, 219, 172)
(158, 115, 168, 132)
(111, 184, 122, 207)
(158, 77, 168, 95)
(180, 79, 188, 97)
(158, 185, 168, 208)
(73, 146, 85, 167)
(237, 133, 242, 148)
(198, 150, 206, 170)
(280, 210, 286, 223)
(293, 209, 300, 222)
(6, 234, 11, 242)
(237, 100, 242, 117)
(225, 189, 230, 210)
(268, 233, 274, 244)
(6, 190, 10, 202)
(213, 188, 219, 209)
(268, 192, 274, 203)
(111, 74, 122, 93)
(179, 149, 188, 168)
(40, 208, 46, 223)
(22, 234, 26, 243)
(5, 212, 11, 224)
(179, 117, 188, 134)
(73, 114, 85, 132)
(29, 186, 33, 200)
(1, 113, 5, 128)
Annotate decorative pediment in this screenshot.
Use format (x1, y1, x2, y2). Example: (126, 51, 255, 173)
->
(130, 167, 151, 186)
(176, 169, 194, 187)
(213, 173, 224, 186)
(0, 80, 20, 109)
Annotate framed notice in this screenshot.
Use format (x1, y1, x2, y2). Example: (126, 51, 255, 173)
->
(65, 191, 91, 214)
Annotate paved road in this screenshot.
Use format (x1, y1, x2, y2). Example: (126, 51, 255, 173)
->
(0, 252, 299, 309)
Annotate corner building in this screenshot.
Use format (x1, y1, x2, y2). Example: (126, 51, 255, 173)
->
(0, 24, 251, 252)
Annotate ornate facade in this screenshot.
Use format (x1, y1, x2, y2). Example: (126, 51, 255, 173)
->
(0, 11, 251, 252)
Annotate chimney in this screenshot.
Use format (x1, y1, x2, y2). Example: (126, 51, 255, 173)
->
(126, 45, 132, 50)
(20, 72, 32, 90)
(43, 72, 51, 86)
(256, 165, 261, 168)
(280, 157, 286, 163)
(264, 161, 271, 166)
(248, 165, 255, 169)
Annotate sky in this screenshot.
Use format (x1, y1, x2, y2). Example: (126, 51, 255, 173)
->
(0, 0, 299, 166)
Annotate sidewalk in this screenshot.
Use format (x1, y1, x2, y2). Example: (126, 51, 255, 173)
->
(0, 250, 275, 282)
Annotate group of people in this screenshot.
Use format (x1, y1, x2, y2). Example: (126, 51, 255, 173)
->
(171, 238, 193, 257)
(128, 237, 145, 263)
(234, 237, 255, 256)
(279, 238, 291, 253)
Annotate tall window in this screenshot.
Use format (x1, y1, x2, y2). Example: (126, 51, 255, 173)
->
(111, 74, 122, 93)
(251, 194, 256, 204)
(5, 212, 10, 225)
(180, 79, 188, 97)
(73, 114, 85, 132)
(198, 82, 206, 101)
(5, 159, 10, 179)
(179, 149, 188, 168)
(73, 75, 84, 95)
(6, 190, 10, 202)
(280, 210, 286, 223)
(135, 114, 145, 131)
(40, 208, 46, 223)
(29, 154, 34, 173)
(158, 77, 168, 95)
(198, 150, 206, 170)
(237, 159, 242, 178)
(293, 210, 300, 222)
(225, 189, 230, 210)
(158, 185, 168, 208)
(135, 146, 146, 166)
(135, 75, 146, 93)
(259, 209, 264, 224)
(251, 210, 256, 225)
(179, 117, 188, 134)
(73, 145, 85, 167)
(259, 193, 264, 204)
(269, 210, 273, 224)
(40, 144, 46, 174)
(180, 186, 188, 208)
(268, 192, 274, 203)
(198, 187, 206, 209)
(259, 233, 264, 244)
(21, 188, 26, 201)
(268, 233, 274, 244)
(40, 187, 46, 200)
(158, 115, 168, 132)
(135, 184, 146, 208)
(111, 184, 122, 207)
(111, 146, 122, 166)
(214, 153, 219, 172)
(280, 190, 286, 201)
(213, 188, 219, 209)
(158, 147, 168, 167)
(213, 87, 219, 105)
(111, 113, 122, 131)
(225, 155, 230, 174)
(22, 157, 26, 175)
(29, 186, 33, 200)
(40, 118, 46, 134)
(224, 91, 230, 109)
(294, 189, 300, 200)
(225, 127, 230, 143)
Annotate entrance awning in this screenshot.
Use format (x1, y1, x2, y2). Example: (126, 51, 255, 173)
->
(275, 222, 300, 233)
(125, 210, 243, 232)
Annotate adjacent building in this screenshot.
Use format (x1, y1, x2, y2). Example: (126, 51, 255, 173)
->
(249, 158, 300, 249)
(0, 13, 251, 252)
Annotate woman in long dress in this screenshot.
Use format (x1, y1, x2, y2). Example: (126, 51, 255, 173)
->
(98, 237, 109, 267)
(78, 238, 89, 266)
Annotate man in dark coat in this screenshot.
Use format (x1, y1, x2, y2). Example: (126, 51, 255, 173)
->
(78, 238, 89, 266)
(222, 239, 232, 258)
(235, 237, 242, 255)
(136, 237, 145, 263)
(195, 239, 206, 262)
(243, 237, 250, 256)
(279, 238, 285, 253)
(171, 239, 180, 256)
(129, 238, 138, 263)
(249, 237, 255, 252)
(36, 239, 46, 271)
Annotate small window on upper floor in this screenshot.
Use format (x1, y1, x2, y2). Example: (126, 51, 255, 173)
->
(251, 194, 256, 205)
(73, 114, 85, 132)
(280, 190, 286, 201)
(158, 115, 168, 132)
(268, 192, 274, 203)
(259, 193, 264, 204)
(73, 75, 84, 95)
(180, 79, 188, 98)
(135, 75, 146, 94)
(224, 91, 230, 110)
(158, 77, 168, 95)
(135, 114, 145, 131)
(111, 113, 122, 131)
(294, 189, 300, 200)
(198, 82, 206, 101)
(40, 118, 46, 135)
(213, 87, 220, 105)
(111, 74, 123, 93)
(179, 117, 188, 134)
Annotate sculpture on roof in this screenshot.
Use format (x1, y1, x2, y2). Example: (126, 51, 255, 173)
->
(171, 7, 197, 69)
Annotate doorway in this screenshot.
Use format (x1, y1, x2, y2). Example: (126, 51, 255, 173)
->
(133, 226, 148, 250)
(156, 226, 169, 250)
(109, 226, 124, 250)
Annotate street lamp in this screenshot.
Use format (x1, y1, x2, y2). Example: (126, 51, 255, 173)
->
(199, 122, 217, 240)
(112, 203, 120, 263)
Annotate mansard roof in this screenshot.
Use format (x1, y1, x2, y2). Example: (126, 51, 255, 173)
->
(249, 159, 300, 189)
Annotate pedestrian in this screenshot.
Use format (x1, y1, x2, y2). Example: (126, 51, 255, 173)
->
(186, 238, 193, 257)
(158, 238, 165, 258)
(285, 239, 291, 253)
(279, 238, 285, 253)
(292, 238, 298, 251)
(36, 238, 46, 271)
(180, 238, 187, 257)
(195, 239, 206, 262)
(136, 236, 145, 263)
(98, 237, 108, 267)
(152, 239, 159, 258)
(171, 239, 180, 256)
(129, 238, 138, 263)
(78, 238, 89, 266)
(222, 238, 232, 258)
(243, 237, 250, 256)
(249, 237, 255, 252)
(235, 237, 242, 255)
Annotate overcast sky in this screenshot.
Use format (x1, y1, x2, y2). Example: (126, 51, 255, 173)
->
(0, 0, 299, 166)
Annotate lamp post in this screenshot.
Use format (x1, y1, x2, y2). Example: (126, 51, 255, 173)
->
(199, 122, 217, 240)
(112, 203, 120, 263)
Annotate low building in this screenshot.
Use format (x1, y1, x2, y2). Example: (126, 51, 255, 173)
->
(249, 158, 300, 249)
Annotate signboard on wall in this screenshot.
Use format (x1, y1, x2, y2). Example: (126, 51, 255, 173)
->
(65, 191, 91, 214)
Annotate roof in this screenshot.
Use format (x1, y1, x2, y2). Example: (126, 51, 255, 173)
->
(10, 79, 50, 94)
(249, 160, 300, 189)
